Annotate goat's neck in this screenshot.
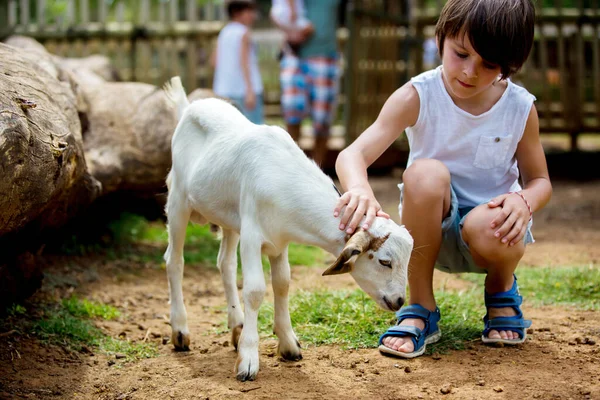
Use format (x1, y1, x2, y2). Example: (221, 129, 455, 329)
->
(286, 189, 347, 256)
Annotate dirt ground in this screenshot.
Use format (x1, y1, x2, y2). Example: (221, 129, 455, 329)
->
(1, 178, 599, 400)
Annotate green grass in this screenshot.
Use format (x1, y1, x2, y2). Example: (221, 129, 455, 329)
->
(32, 297, 158, 362)
(111, 213, 328, 269)
(255, 287, 483, 353)
(459, 265, 600, 310)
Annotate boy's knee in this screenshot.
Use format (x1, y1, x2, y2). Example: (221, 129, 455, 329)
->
(462, 206, 525, 266)
(403, 159, 450, 199)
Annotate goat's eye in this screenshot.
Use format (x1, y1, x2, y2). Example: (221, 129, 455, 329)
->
(378, 259, 392, 268)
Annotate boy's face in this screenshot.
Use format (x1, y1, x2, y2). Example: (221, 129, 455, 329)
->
(439, 34, 502, 101)
(238, 8, 258, 26)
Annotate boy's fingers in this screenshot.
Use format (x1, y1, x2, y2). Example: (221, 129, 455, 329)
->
(376, 209, 390, 219)
(509, 227, 527, 246)
(495, 214, 516, 239)
(488, 193, 508, 208)
(503, 221, 523, 244)
(340, 196, 358, 228)
(347, 202, 367, 234)
(333, 194, 349, 217)
(490, 208, 509, 229)
(362, 207, 377, 229)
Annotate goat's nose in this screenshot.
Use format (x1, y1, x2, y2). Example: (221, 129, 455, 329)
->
(396, 297, 405, 310)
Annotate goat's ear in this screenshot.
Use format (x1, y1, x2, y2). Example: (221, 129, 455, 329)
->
(322, 230, 371, 276)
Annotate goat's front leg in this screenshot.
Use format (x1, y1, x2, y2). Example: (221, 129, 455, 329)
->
(164, 199, 192, 351)
(269, 249, 302, 361)
(217, 228, 244, 349)
(235, 235, 266, 381)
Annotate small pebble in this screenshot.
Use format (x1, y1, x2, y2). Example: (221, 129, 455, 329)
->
(587, 339, 596, 345)
(440, 384, 452, 394)
(404, 366, 412, 373)
(115, 353, 126, 359)
(493, 386, 504, 393)
(477, 379, 485, 386)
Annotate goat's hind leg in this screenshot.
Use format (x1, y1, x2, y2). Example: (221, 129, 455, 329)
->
(270, 249, 302, 361)
(217, 229, 244, 350)
(165, 197, 192, 351)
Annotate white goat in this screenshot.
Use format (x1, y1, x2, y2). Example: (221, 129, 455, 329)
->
(163, 77, 413, 381)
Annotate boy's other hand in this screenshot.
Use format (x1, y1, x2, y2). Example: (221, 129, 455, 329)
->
(487, 193, 530, 246)
(244, 91, 256, 110)
(334, 189, 390, 234)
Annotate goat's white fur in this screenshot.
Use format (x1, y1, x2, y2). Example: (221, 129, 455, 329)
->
(163, 77, 413, 381)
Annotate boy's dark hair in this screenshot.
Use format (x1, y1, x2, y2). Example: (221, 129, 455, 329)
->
(435, 0, 535, 79)
(227, 0, 256, 19)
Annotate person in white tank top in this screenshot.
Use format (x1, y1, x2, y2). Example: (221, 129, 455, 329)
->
(334, 0, 552, 357)
(212, 1, 264, 124)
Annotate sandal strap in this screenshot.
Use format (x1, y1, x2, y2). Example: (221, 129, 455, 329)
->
(484, 275, 523, 309)
(484, 316, 532, 330)
(395, 304, 441, 326)
(378, 325, 423, 349)
(483, 316, 532, 338)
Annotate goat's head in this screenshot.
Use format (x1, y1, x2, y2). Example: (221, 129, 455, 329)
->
(322, 218, 413, 312)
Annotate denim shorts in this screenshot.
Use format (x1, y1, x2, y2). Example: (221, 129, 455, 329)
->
(398, 183, 535, 274)
(229, 94, 264, 125)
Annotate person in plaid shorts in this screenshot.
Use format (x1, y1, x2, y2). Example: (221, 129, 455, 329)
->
(272, 0, 342, 167)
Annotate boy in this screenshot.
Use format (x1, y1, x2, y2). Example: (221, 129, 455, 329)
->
(334, 0, 552, 358)
(212, 0, 264, 124)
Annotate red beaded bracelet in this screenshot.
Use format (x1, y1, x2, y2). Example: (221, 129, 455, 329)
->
(509, 191, 532, 220)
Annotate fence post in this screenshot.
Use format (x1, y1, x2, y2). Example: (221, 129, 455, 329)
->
(343, 1, 356, 143)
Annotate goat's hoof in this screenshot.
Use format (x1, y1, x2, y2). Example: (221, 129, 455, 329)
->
(231, 324, 243, 351)
(278, 340, 303, 361)
(171, 330, 190, 351)
(235, 355, 258, 381)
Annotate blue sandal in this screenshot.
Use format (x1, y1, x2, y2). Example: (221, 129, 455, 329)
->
(482, 275, 532, 345)
(378, 304, 442, 358)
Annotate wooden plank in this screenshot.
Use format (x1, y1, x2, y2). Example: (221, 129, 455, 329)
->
(99, 0, 107, 25)
(8, 0, 17, 27)
(19, 0, 29, 27)
(80, 0, 89, 25)
(139, 0, 150, 24)
(186, 38, 197, 90)
(170, 0, 178, 25)
(37, 0, 46, 30)
(66, 0, 75, 27)
(538, 23, 552, 129)
(593, 0, 600, 128)
(187, 0, 197, 22)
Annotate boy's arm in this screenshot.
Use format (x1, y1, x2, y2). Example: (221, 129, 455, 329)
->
(335, 82, 420, 233)
(489, 105, 552, 245)
(287, 0, 297, 22)
(240, 31, 256, 110)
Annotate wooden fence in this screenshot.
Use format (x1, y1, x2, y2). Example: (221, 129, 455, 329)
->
(345, 0, 600, 148)
(4, 0, 600, 149)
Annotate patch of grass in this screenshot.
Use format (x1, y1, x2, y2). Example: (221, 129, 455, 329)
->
(255, 287, 483, 353)
(62, 296, 120, 320)
(459, 265, 600, 310)
(32, 297, 158, 362)
(287, 243, 328, 267)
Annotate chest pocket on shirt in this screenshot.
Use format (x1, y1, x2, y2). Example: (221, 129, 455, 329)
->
(473, 134, 513, 169)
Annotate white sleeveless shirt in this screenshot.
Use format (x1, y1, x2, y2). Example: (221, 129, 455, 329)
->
(405, 66, 536, 207)
(213, 22, 263, 98)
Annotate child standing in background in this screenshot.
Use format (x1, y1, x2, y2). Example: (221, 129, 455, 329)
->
(270, 0, 314, 54)
(212, 0, 264, 124)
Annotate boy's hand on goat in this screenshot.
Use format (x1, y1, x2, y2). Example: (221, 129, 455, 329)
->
(487, 193, 531, 246)
(334, 188, 390, 234)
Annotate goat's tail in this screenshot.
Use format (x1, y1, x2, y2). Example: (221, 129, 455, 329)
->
(163, 76, 190, 121)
